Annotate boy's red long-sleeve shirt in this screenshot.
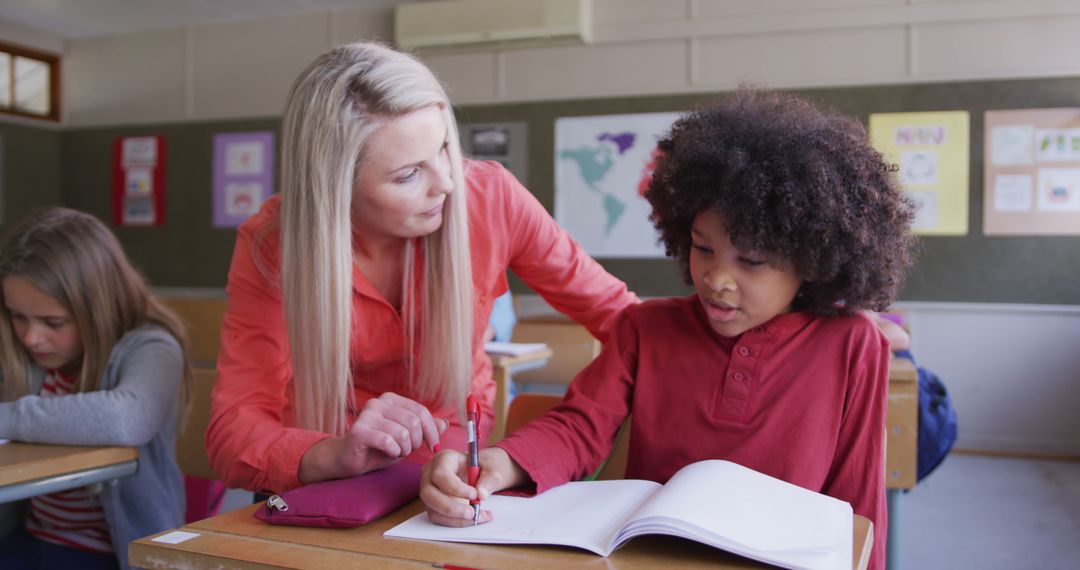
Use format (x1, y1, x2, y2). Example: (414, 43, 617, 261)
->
(497, 296, 890, 570)
(207, 160, 637, 494)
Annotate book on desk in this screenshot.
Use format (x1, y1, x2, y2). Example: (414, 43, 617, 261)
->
(483, 341, 550, 357)
(385, 459, 855, 570)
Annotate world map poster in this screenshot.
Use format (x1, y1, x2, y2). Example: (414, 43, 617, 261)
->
(555, 112, 681, 258)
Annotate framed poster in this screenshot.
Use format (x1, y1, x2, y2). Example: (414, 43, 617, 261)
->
(984, 108, 1080, 235)
(869, 112, 970, 236)
(213, 132, 274, 228)
(112, 135, 166, 226)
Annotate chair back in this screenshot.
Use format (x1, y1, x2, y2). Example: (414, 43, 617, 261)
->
(504, 393, 561, 435)
(159, 295, 228, 368)
(176, 367, 219, 480)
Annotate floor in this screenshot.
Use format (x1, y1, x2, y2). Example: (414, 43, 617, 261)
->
(897, 453, 1080, 570)
(221, 452, 1080, 569)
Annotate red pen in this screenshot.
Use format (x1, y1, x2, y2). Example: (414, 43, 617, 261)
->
(466, 395, 481, 525)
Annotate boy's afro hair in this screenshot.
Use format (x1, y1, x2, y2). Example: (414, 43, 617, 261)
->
(644, 89, 917, 315)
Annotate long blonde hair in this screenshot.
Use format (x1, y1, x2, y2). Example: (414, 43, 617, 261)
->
(0, 207, 192, 403)
(279, 42, 473, 435)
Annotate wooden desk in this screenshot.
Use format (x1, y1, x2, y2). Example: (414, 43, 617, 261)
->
(0, 443, 138, 503)
(487, 347, 554, 443)
(131, 502, 873, 570)
(885, 355, 918, 570)
(886, 356, 918, 490)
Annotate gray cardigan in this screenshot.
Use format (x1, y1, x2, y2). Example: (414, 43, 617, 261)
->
(0, 324, 185, 570)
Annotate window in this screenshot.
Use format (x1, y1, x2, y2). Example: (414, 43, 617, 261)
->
(0, 41, 60, 121)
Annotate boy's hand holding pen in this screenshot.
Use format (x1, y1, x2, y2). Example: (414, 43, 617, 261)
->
(418, 396, 530, 527)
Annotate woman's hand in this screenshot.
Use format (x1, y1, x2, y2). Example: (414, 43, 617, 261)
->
(420, 447, 528, 527)
(299, 392, 447, 483)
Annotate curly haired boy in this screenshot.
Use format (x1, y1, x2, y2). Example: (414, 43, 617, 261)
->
(421, 89, 915, 570)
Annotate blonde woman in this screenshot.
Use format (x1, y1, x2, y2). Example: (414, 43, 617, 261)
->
(207, 42, 637, 493)
(0, 207, 190, 570)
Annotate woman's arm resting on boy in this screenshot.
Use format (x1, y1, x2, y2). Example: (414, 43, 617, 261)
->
(868, 312, 910, 352)
(420, 447, 528, 527)
(491, 164, 637, 341)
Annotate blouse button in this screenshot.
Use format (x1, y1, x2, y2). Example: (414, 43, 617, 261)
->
(753, 326, 767, 334)
(738, 346, 751, 357)
(733, 372, 746, 382)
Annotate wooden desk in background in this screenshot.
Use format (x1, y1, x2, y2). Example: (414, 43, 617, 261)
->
(487, 347, 553, 442)
(886, 356, 918, 490)
(885, 355, 918, 570)
(0, 443, 138, 503)
(131, 502, 873, 570)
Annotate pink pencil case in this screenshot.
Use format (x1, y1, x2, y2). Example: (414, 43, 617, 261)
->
(253, 461, 422, 528)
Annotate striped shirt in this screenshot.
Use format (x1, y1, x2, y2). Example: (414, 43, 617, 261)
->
(26, 368, 114, 554)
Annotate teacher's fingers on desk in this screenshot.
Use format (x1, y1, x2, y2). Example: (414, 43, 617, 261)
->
(369, 392, 446, 450)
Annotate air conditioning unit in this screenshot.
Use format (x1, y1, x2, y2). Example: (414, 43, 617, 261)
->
(395, 0, 592, 50)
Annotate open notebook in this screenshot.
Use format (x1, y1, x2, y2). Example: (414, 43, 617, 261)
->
(386, 460, 853, 570)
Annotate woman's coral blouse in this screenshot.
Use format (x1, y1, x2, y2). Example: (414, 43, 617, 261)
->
(207, 160, 637, 493)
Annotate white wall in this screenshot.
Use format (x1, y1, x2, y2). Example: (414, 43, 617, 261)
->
(48, 0, 1080, 126)
(900, 302, 1080, 456)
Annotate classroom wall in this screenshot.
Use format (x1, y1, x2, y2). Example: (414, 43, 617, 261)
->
(902, 301, 1080, 456)
(0, 19, 65, 233)
(59, 118, 278, 287)
(53, 0, 1080, 126)
(0, 17, 64, 54)
(458, 78, 1080, 306)
(2, 0, 1079, 456)
(0, 121, 63, 231)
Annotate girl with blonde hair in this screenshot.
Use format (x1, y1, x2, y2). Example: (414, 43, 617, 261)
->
(0, 207, 190, 570)
(207, 41, 636, 493)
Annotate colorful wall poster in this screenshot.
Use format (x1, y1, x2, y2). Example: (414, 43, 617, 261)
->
(213, 132, 274, 228)
(983, 108, 1080, 235)
(869, 111, 970, 236)
(112, 135, 166, 226)
(555, 112, 680, 258)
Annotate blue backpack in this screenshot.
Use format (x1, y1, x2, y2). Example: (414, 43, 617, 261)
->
(896, 350, 958, 481)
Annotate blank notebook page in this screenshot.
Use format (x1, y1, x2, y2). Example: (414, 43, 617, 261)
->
(623, 460, 850, 553)
(385, 479, 659, 554)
